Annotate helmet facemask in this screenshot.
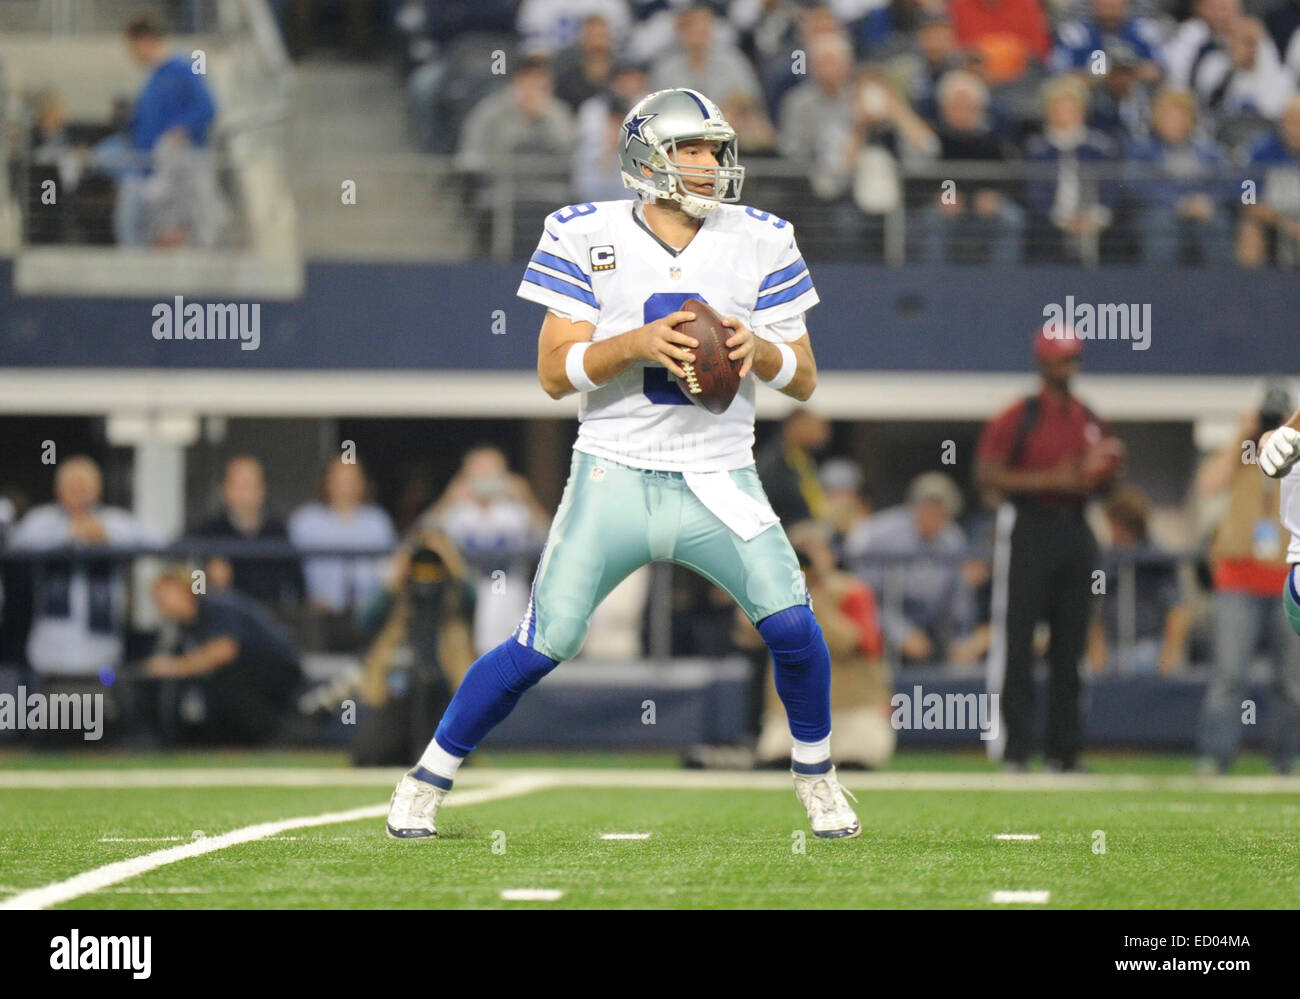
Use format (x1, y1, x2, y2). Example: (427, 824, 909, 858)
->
(651, 133, 744, 217)
(620, 89, 747, 217)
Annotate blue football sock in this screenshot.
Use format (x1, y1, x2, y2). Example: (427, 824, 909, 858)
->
(758, 605, 832, 744)
(432, 638, 559, 757)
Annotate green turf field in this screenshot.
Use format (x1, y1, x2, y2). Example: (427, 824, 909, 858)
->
(2, 750, 1298, 909)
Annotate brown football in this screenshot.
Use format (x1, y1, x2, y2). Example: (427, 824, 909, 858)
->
(671, 297, 742, 415)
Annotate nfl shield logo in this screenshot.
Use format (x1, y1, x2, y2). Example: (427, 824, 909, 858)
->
(669, 266, 681, 280)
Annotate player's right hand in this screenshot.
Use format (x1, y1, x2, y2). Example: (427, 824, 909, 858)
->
(633, 311, 698, 379)
(1260, 425, 1300, 478)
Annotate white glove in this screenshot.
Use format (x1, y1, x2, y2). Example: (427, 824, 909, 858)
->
(1260, 425, 1300, 478)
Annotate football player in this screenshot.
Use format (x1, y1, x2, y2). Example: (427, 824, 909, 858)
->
(1259, 419, 1300, 636)
(387, 88, 860, 840)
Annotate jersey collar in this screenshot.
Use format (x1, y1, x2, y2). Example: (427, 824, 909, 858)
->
(630, 201, 708, 259)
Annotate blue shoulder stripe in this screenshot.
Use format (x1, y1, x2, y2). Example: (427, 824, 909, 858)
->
(529, 250, 592, 287)
(759, 257, 807, 292)
(523, 269, 599, 309)
(756, 274, 815, 309)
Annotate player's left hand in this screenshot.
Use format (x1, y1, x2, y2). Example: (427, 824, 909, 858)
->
(722, 317, 756, 379)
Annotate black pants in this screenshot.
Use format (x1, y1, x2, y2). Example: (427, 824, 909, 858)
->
(992, 501, 1097, 766)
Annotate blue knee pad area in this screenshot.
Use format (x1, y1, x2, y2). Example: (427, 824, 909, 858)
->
(758, 605, 832, 743)
(434, 638, 559, 756)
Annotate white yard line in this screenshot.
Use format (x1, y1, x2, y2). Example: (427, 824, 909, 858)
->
(991, 890, 1051, 904)
(0, 775, 555, 911)
(3, 767, 1299, 794)
(501, 889, 564, 901)
(994, 834, 1041, 841)
(99, 836, 185, 843)
(600, 832, 651, 840)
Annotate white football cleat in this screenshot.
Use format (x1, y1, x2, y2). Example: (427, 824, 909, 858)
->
(793, 765, 861, 839)
(386, 768, 449, 840)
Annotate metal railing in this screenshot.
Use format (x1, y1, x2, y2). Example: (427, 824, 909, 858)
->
(289, 153, 1291, 266)
(0, 540, 1205, 675)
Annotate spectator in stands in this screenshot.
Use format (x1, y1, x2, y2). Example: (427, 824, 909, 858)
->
(456, 56, 575, 174)
(289, 457, 396, 630)
(516, 0, 631, 57)
(575, 61, 650, 158)
(949, 0, 1051, 83)
(118, 13, 220, 248)
(748, 521, 895, 770)
(820, 457, 874, 569)
(1085, 43, 1155, 148)
(573, 95, 634, 202)
(624, 0, 703, 66)
(777, 31, 857, 179)
(189, 455, 304, 615)
(1130, 89, 1233, 265)
(756, 408, 831, 525)
(1211, 15, 1295, 153)
(8, 456, 163, 679)
(552, 14, 618, 111)
(721, 90, 778, 157)
(649, 4, 762, 105)
(421, 447, 548, 654)
(457, 55, 575, 253)
(836, 68, 938, 254)
(848, 472, 974, 666)
(1164, 0, 1252, 117)
(1024, 75, 1120, 263)
(901, 9, 969, 122)
(1194, 391, 1300, 773)
(1050, 0, 1162, 83)
(746, 0, 842, 118)
(1266, 0, 1300, 79)
(401, 0, 517, 153)
(148, 566, 304, 746)
(1238, 93, 1300, 266)
(915, 69, 1025, 264)
(1087, 485, 1190, 675)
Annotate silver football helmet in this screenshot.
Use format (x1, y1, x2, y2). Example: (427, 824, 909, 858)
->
(618, 88, 744, 218)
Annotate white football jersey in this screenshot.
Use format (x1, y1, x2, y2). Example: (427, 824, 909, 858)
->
(516, 199, 819, 472)
(1282, 466, 1300, 564)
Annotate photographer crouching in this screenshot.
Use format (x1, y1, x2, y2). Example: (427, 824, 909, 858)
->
(147, 565, 304, 745)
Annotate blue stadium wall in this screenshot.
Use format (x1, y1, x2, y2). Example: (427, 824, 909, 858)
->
(1, 261, 1296, 372)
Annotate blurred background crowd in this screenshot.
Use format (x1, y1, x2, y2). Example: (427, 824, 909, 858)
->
(9, 0, 1300, 264)
(1, 363, 1294, 768)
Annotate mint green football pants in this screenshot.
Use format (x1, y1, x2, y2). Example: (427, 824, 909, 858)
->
(1286, 565, 1300, 636)
(515, 449, 809, 662)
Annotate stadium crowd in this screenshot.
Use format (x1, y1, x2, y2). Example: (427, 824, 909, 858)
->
(12, 1, 1300, 263)
(391, 0, 1300, 264)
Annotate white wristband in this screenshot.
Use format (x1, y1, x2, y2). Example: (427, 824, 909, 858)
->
(762, 342, 797, 390)
(565, 340, 601, 393)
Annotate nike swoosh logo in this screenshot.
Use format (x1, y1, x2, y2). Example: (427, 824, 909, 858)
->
(545, 230, 559, 241)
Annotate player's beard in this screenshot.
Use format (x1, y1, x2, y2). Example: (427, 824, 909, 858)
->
(653, 194, 702, 226)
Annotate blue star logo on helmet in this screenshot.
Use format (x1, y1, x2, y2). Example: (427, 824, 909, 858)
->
(623, 111, 657, 150)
